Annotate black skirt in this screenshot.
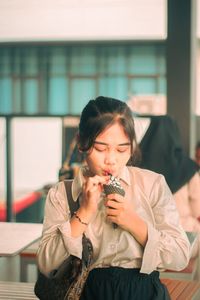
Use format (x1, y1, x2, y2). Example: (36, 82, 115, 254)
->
(80, 267, 171, 300)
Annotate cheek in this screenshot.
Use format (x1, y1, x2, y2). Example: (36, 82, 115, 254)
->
(122, 150, 132, 160)
(123, 154, 131, 165)
(85, 151, 102, 167)
(85, 153, 104, 175)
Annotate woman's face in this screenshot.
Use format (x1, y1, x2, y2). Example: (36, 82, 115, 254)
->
(85, 122, 131, 177)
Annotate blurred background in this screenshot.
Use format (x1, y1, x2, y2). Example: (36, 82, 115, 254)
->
(0, 0, 199, 223)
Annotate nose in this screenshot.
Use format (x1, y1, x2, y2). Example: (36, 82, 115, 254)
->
(104, 150, 116, 165)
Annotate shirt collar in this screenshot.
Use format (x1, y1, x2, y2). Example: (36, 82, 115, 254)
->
(71, 165, 87, 202)
(120, 166, 131, 186)
(71, 165, 131, 202)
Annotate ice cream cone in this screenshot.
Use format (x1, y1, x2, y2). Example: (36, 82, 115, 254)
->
(103, 175, 125, 196)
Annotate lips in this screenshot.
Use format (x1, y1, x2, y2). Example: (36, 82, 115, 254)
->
(103, 170, 113, 176)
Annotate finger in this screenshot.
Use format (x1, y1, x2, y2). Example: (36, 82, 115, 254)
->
(82, 182, 99, 197)
(106, 214, 120, 226)
(106, 194, 124, 202)
(107, 215, 118, 223)
(88, 183, 101, 193)
(105, 200, 121, 209)
(84, 180, 99, 193)
(85, 175, 109, 190)
(106, 207, 118, 217)
(95, 175, 110, 184)
(85, 176, 108, 192)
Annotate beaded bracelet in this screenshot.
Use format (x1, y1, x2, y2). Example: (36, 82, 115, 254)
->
(74, 211, 88, 226)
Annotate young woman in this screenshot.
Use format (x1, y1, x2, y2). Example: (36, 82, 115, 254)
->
(37, 96, 190, 300)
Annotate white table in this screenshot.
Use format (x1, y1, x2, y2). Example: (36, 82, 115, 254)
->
(0, 222, 42, 257)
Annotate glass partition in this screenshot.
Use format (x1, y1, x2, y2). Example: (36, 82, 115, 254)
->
(0, 117, 6, 203)
(0, 116, 63, 222)
(12, 117, 62, 196)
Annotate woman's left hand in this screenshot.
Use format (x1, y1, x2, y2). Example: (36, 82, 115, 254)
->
(104, 194, 148, 246)
(104, 194, 135, 230)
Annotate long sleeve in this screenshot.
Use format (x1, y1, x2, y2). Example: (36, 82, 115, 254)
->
(36, 181, 82, 275)
(140, 174, 190, 273)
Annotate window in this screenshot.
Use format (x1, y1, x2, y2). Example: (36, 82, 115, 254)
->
(0, 43, 166, 115)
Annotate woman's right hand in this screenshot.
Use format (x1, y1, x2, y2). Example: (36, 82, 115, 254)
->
(70, 175, 109, 236)
(81, 175, 109, 214)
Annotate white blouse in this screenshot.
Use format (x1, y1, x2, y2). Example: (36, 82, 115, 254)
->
(37, 166, 190, 275)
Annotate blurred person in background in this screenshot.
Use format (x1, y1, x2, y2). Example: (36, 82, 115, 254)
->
(138, 116, 200, 234)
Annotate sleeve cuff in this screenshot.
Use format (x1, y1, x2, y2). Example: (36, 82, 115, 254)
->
(58, 222, 83, 258)
(140, 223, 161, 274)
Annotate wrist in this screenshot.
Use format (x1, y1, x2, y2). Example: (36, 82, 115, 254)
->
(74, 211, 88, 226)
(75, 207, 94, 225)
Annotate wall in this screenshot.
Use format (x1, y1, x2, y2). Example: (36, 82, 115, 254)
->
(0, 0, 166, 42)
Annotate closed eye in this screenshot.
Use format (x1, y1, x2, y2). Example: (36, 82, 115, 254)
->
(94, 145, 107, 152)
(117, 146, 130, 152)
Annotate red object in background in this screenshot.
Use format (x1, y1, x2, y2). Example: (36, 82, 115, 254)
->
(0, 191, 42, 221)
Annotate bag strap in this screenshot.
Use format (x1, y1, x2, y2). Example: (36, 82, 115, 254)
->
(64, 179, 93, 269)
(64, 179, 79, 215)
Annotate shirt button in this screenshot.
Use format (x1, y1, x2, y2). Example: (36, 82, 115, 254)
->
(110, 244, 116, 251)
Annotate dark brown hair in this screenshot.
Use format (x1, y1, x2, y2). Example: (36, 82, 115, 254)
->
(77, 96, 140, 165)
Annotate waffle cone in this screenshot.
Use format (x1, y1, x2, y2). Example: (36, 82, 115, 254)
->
(103, 184, 125, 196)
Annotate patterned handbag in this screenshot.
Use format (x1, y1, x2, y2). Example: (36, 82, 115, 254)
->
(34, 180, 93, 300)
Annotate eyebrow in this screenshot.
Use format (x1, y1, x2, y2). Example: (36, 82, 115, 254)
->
(94, 141, 131, 146)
